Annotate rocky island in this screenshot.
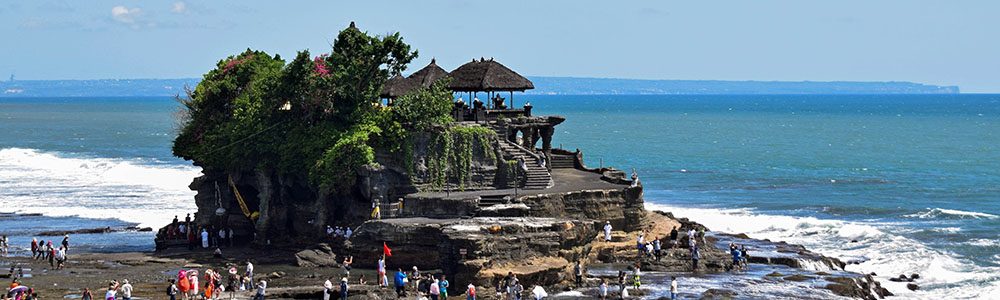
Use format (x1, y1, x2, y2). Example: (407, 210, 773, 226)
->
(141, 23, 894, 299)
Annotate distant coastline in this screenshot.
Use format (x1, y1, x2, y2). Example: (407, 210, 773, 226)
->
(0, 77, 959, 97)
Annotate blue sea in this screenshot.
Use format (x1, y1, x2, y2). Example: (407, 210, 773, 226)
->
(2, 95, 999, 298)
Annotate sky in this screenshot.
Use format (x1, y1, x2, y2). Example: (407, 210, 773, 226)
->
(1, 1, 997, 92)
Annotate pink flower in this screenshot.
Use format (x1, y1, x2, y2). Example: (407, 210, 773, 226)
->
(313, 54, 330, 76)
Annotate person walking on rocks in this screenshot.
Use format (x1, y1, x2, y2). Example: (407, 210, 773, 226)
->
(598, 279, 608, 300)
(653, 237, 662, 261)
(429, 278, 441, 300)
(394, 268, 408, 297)
(616, 271, 626, 299)
(691, 246, 701, 271)
(465, 284, 476, 300)
(636, 233, 645, 255)
(603, 221, 612, 242)
(62, 234, 70, 252)
(167, 279, 178, 300)
(201, 228, 210, 249)
(632, 263, 642, 290)
(687, 228, 696, 248)
(82, 287, 94, 300)
(377, 256, 387, 288)
(439, 275, 449, 300)
(574, 261, 584, 287)
(668, 227, 679, 249)
(30, 238, 38, 259)
(342, 255, 353, 278)
(339, 277, 349, 300)
(120, 279, 133, 300)
(253, 279, 267, 300)
(322, 277, 334, 300)
(245, 261, 255, 290)
(669, 277, 678, 300)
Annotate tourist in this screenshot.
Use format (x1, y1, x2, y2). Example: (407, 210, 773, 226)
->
(246, 260, 255, 290)
(55, 246, 66, 270)
(82, 288, 94, 300)
(187, 227, 195, 250)
(394, 268, 408, 297)
(340, 277, 349, 299)
(343, 255, 353, 278)
(644, 242, 654, 257)
(30, 238, 38, 259)
(429, 278, 441, 300)
(514, 280, 524, 300)
(687, 228, 696, 248)
(636, 232, 645, 255)
(47, 242, 55, 267)
(106, 280, 120, 300)
(603, 221, 612, 242)
(653, 237, 662, 261)
(371, 203, 382, 220)
(326, 225, 334, 237)
(377, 256, 387, 287)
(344, 227, 353, 239)
(630, 169, 639, 187)
(697, 228, 706, 245)
(213, 247, 223, 258)
(530, 285, 546, 300)
(670, 277, 678, 300)
(0, 235, 7, 257)
(574, 261, 584, 287)
(465, 284, 476, 300)
(177, 270, 190, 300)
(62, 234, 70, 252)
(167, 279, 179, 300)
(598, 279, 608, 300)
(439, 275, 449, 300)
(189, 270, 200, 300)
(632, 263, 641, 290)
(253, 279, 267, 300)
(358, 274, 367, 285)
(120, 279, 133, 300)
(411, 266, 421, 294)
(668, 227, 679, 249)
(741, 245, 749, 269)
(201, 228, 209, 249)
(691, 246, 700, 271)
(227, 267, 240, 300)
(227, 228, 235, 247)
(322, 277, 333, 300)
(730, 243, 742, 271)
(217, 228, 226, 248)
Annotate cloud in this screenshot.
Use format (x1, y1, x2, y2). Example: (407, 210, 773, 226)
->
(111, 5, 142, 24)
(171, 2, 187, 14)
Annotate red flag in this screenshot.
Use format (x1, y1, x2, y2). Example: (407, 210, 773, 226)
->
(383, 242, 392, 257)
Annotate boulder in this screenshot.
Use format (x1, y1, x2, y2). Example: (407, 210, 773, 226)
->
(907, 283, 920, 291)
(700, 288, 737, 300)
(294, 243, 340, 268)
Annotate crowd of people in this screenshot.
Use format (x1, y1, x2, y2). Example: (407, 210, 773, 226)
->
(166, 261, 263, 300)
(29, 236, 69, 270)
(163, 214, 242, 251)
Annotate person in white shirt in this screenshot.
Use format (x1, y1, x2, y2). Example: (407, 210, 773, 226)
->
(323, 277, 334, 300)
(254, 279, 267, 300)
(344, 227, 353, 239)
(603, 221, 612, 242)
(201, 229, 209, 248)
(120, 279, 133, 300)
(670, 277, 678, 300)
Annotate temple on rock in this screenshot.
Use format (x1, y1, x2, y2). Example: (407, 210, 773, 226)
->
(158, 55, 645, 292)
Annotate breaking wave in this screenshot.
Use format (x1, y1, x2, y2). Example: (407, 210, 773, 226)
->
(644, 202, 1000, 299)
(903, 208, 999, 220)
(0, 147, 201, 228)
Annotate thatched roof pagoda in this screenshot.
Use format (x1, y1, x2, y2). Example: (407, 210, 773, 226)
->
(380, 75, 415, 99)
(448, 58, 534, 92)
(409, 58, 450, 88)
(380, 59, 451, 99)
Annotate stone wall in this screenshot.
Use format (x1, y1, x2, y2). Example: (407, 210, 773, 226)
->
(519, 186, 645, 232)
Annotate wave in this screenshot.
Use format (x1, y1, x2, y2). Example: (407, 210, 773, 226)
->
(903, 208, 999, 220)
(644, 202, 1000, 299)
(0, 147, 201, 228)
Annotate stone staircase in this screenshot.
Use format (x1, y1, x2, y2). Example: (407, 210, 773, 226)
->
(477, 195, 507, 208)
(550, 154, 575, 169)
(490, 124, 552, 190)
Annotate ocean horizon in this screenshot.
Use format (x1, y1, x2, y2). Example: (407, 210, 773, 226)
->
(1, 94, 998, 298)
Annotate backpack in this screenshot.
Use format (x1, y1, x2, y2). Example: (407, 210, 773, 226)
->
(166, 286, 173, 296)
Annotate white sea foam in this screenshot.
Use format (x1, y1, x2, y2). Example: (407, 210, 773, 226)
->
(0, 147, 201, 228)
(645, 203, 1000, 299)
(904, 208, 999, 220)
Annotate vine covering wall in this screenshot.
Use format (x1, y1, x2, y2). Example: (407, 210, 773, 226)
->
(422, 125, 497, 190)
